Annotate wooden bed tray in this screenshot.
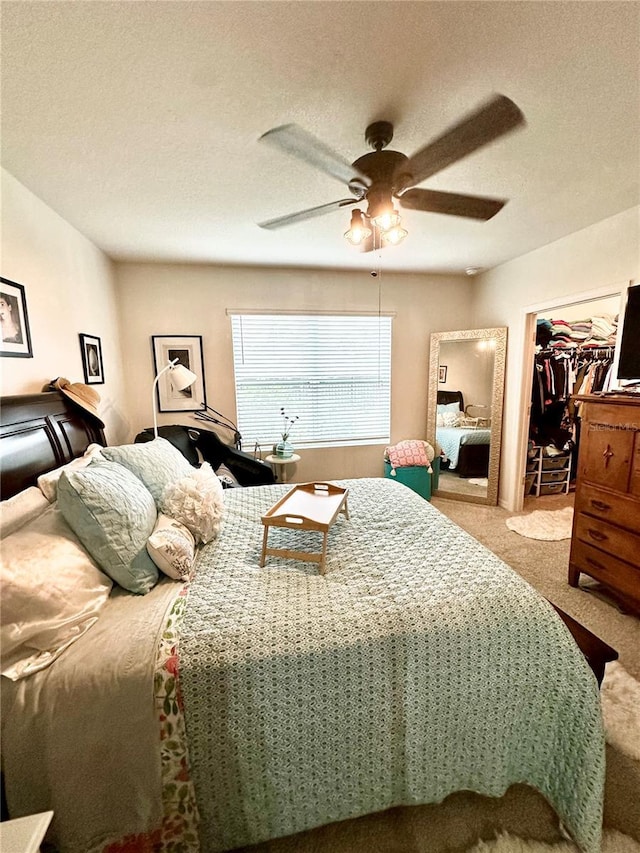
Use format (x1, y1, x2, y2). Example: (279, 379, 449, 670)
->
(260, 482, 349, 574)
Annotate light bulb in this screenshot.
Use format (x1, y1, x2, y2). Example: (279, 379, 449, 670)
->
(371, 208, 401, 231)
(344, 210, 372, 246)
(382, 225, 408, 245)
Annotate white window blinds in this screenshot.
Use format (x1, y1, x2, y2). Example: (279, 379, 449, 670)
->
(230, 314, 392, 449)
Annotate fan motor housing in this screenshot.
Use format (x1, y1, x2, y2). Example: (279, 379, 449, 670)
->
(350, 150, 408, 196)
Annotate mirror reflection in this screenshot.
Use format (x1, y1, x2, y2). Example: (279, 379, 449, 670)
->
(427, 328, 507, 506)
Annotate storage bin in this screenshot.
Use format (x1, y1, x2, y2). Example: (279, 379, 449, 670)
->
(539, 481, 568, 496)
(541, 454, 571, 470)
(384, 461, 432, 500)
(541, 470, 569, 484)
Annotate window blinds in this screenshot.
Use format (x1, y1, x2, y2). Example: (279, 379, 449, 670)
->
(230, 314, 392, 449)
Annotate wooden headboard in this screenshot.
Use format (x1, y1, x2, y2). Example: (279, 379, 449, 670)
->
(0, 392, 105, 499)
(437, 390, 464, 410)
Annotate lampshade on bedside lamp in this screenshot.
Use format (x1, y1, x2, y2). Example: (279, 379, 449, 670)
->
(152, 358, 197, 438)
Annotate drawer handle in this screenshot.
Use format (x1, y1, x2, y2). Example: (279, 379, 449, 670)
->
(590, 499, 611, 512)
(586, 556, 607, 572)
(602, 444, 614, 467)
(587, 528, 607, 543)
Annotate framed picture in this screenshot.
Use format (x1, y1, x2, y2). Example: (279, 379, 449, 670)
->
(152, 335, 207, 413)
(439, 365, 448, 383)
(0, 276, 33, 358)
(79, 333, 105, 384)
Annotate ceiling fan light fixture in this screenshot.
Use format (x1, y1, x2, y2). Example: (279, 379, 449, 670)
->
(344, 209, 372, 246)
(371, 207, 401, 231)
(381, 224, 408, 246)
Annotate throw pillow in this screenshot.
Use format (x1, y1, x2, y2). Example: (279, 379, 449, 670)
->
(147, 514, 196, 581)
(58, 459, 159, 594)
(102, 437, 193, 506)
(161, 462, 224, 545)
(37, 443, 104, 503)
(442, 411, 461, 427)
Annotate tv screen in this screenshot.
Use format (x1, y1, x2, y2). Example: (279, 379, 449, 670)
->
(618, 284, 640, 379)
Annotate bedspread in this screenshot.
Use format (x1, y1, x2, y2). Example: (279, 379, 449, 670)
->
(437, 426, 491, 469)
(179, 478, 604, 853)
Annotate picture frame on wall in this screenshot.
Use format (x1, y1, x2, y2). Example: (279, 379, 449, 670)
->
(439, 365, 448, 383)
(0, 276, 33, 358)
(152, 335, 207, 413)
(79, 333, 105, 384)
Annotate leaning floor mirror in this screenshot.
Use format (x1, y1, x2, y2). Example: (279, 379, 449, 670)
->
(427, 327, 507, 506)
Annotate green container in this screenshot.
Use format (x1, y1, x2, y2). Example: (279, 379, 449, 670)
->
(384, 461, 434, 501)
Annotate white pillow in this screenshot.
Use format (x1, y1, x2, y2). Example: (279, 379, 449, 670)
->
(0, 486, 50, 538)
(161, 462, 224, 545)
(1, 504, 113, 681)
(436, 402, 461, 415)
(37, 443, 104, 502)
(442, 411, 461, 427)
(147, 514, 196, 581)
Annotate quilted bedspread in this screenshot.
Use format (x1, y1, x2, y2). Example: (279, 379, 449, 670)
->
(179, 478, 604, 853)
(437, 426, 491, 469)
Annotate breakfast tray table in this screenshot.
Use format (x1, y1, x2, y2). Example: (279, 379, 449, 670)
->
(260, 482, 349, 574)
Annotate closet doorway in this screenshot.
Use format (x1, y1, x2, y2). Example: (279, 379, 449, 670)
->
(516, 286, 624, 513)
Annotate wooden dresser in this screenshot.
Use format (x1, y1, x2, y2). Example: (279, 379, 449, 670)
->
(569, 394, 640, 611)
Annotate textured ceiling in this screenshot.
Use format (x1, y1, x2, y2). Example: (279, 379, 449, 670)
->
(1, 1, 639, 274)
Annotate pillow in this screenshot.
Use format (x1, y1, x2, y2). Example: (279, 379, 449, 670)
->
(147, 514, 196, 581)
(102, 437, 193, 505)
(216, 463, 241, 489)
(0, 486, 50, 538)
(58, 459, 159, 594)
(442, 411, 461, 427)
(161, 462, 224, 544)
(36, 443, 104, 502)
(436, 401, 461, 415)
(1, 504, 112, 680)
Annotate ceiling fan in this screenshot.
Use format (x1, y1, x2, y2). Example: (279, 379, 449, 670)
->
(257, 94, 525, 251)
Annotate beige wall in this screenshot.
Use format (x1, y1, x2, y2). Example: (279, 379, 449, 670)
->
(472, 205, 639, 511)
(115, 262, 473, 481)
(1, 169, 129, 443)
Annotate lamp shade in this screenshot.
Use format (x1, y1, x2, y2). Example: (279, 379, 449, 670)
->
(152, 358, 198, 437)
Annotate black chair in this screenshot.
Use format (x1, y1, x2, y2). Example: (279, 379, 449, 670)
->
(134, 425, 275, 487)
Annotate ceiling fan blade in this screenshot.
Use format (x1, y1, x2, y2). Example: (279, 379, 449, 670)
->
(394, 94, 525, 189)
(258, 198, 357, 230)
(259, 124, 371, 188)
(399, 188, 506, 220)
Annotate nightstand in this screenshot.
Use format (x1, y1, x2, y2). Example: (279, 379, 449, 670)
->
(265, 453, 301, 483)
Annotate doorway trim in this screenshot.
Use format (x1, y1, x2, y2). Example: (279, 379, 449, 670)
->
(513, 282, 626, 512)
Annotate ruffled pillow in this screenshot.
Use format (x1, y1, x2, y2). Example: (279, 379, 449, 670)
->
(147, 514, 196, 581)
(161, 462, 224, 545)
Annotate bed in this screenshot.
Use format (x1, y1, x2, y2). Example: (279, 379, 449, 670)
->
(436, 390, 491, 478)
(0, 391, 609, 853)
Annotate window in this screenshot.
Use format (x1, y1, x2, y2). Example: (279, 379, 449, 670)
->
(230, 313, 392, 449)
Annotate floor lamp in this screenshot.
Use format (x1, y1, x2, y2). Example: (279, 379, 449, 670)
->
(152, 358, 197, 438)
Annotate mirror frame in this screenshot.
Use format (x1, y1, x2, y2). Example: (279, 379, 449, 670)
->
(427, 327, 507, 506)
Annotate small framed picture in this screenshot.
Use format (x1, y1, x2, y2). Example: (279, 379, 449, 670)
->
(79, 333, 105, 384)
(0, 277, 33, 358)
(152, 335, 207, 412)
(439, 365, 448, 383)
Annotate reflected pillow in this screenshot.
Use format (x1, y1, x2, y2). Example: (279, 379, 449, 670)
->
(436, 402, 461, 415)
(1, 504, 112, 680)
(147, 514, 196, 581)
(58, 459, 159, 594)
(442, 411, 461, 427)
(102, 437, 193, 505)
(161, 462, 224, 544)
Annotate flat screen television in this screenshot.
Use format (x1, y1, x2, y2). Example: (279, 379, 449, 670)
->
(617, 283, 640, 380)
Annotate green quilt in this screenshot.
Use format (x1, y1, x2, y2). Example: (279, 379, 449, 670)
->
(179, 479, 604, 852)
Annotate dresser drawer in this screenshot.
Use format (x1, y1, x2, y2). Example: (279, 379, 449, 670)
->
(574, 512, 640, 567)
(570, 539, 640, 604)
(575, 483, 640, 533)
